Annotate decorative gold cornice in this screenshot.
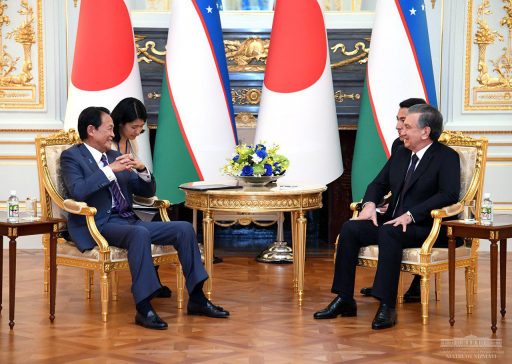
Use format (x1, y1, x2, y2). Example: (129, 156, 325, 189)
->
(0, 128, 60, 133)
(334, 91, 360, 103)
(235, 112, 256, 128)
(134, 34, 371, 73)
(225, 37, 269, 72)
(135, 35, 166, 65)
(231, 88, 261, 105)
(330, 40, 370, 69)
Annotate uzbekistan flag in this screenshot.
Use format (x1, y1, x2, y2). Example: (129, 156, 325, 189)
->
(153, 0, 237, 203)
(351, 0, 438, 200)
(254, 0, 343, 185)
(64, 0, 152, 170)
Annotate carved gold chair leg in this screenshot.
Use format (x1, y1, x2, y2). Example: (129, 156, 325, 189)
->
(465, 265, 475, 314)
(111, 271, 119, 301)
(421, 273, 431, 325)
(176, 264, 185, 309)
(397, 272, 404, 304)
(85, 270, 93, 299)
(100, 271, 110, 323)
(473, 258, 479, 294)
(435, 273, 441, 301)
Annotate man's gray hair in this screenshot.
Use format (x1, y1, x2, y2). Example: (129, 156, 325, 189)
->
(407, 104, 443, 141)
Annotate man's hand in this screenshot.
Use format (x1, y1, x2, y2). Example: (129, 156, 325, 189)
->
(384, 212, 413, 232)
(109, 154, 137, 172)
(130, 156, 146, 172)
(354, 202, 378, 226)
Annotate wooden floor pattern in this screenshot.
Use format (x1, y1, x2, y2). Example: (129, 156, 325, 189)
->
(1, 250, 511, 363)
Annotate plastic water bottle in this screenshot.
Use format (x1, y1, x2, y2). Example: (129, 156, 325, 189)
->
(481, 192, 493, 226)
(7, 190, 20, 223)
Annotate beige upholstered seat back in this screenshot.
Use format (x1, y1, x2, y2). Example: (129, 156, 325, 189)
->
(451, 146, 477, 200)
(36, 130, 82, 231)
(438, 131, 487, 219)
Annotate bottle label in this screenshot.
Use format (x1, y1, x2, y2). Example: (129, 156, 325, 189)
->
(8, 203, 19, 219)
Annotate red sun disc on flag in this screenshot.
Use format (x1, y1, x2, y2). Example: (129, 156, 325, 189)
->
(264, 0, 327, 93)
(71, 0, 134, 91)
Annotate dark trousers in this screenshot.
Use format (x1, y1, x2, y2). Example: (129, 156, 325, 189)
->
(332, 220, 430, 306)
(101, 214, 208, 304)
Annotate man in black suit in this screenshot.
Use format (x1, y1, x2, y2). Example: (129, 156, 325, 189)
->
(60, 107, 229, 330)
(314, 104, 460, 329)
(360, 97, 426, 302)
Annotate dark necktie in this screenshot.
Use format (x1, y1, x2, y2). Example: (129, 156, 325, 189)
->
(394, 154, 419, 217)
(100, 154, 134, 218)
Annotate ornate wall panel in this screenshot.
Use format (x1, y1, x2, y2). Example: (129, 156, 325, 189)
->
(0, 0, 44, 109)
(134, 27, 371, 130)
(464, 0, 512, 110)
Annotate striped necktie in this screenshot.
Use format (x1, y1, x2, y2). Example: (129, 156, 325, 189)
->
(100, 154, 135, 218)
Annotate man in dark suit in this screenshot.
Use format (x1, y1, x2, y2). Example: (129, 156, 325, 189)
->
(360, 97, 426, 302)
(61, 106, 229, 330)
(314, 104, 460, 329)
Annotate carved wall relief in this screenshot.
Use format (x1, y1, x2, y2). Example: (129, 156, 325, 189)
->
(0, 0, 43, 109)
(465, 0, 512, 110)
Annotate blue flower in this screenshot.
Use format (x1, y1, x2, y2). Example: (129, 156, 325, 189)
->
(255, 148, 267, 159)
(241, 165, 254, 176)
(232, 154, 240, 162)
(263, 164, 273, 176)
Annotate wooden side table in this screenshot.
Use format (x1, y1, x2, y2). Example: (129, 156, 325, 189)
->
(443, 215, 512, 333)
(0, 215, 63, 329)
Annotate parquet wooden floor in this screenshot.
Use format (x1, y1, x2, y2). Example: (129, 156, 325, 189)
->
(1, 250, 510, 363)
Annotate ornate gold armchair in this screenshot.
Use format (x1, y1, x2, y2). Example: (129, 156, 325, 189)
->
(343, 131, 488, 324)
(35, 129, 184, 322)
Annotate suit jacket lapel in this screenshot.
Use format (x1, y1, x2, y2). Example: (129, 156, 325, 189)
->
(78, 144, 100, 174)
(402, 142, 438, 195)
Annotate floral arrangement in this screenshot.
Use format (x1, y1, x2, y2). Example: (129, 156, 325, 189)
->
(222, 142, 289, 177)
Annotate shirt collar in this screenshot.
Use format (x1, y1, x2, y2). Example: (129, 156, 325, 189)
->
(413, 142, 433, 161)
(83, 143, 105, 164)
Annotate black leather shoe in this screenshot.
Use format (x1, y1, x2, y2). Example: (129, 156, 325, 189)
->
(313, 296, 357, 319)
(155, 285, 172, 299)
(360, 287, 373, 297)
(187, 300, 230, 318)
(371, 304, 397, 330)
(135, 310, 168, 330)
(403, 281, 421, 303)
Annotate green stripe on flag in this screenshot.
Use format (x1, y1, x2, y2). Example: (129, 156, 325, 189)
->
(153, 75, 200, 203)
(351, 80, 388, 201)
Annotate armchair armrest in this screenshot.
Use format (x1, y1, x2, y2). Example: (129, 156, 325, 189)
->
(431, 202, 463, 219)
(62, 199, 110, 252)
(63, 199, 97, 216)
(420, 202, 464, 257)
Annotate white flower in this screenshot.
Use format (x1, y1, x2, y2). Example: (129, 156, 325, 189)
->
(251, 153, 262, 163)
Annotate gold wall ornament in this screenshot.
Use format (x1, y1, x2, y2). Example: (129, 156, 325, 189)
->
(224, 37, 269, 72)
(147, 91, 161, 99)
(135, 35, 166, 65)
(0, 0, 43, 109)
(330, 40, 370, 69)
(234, 112, 257, 128)
(334, 91, 360, 103)
(231, 88, 261, 105)
(465, 0, 512, 110)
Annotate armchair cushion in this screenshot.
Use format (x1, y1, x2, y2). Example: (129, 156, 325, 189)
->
(57, 239, 177, 262)
(358, 245, 472, 264)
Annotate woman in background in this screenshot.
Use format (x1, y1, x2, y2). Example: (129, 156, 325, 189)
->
(111, 97, 172, 299)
